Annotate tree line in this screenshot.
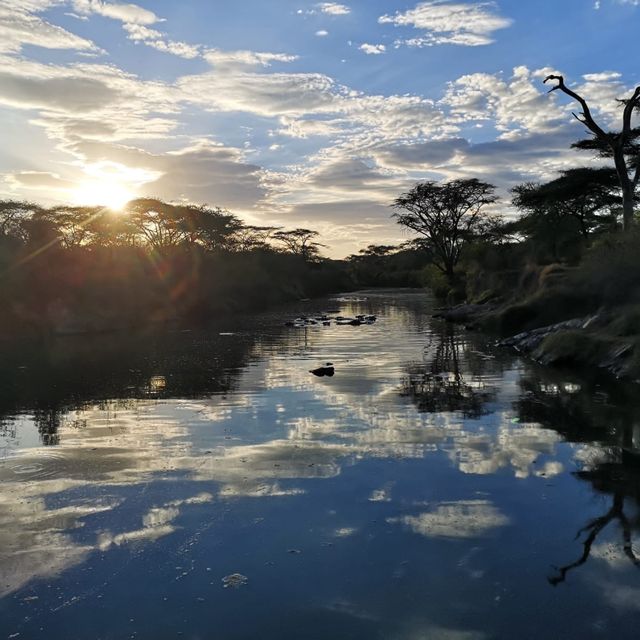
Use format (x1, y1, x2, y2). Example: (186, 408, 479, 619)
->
(0, 198, 324, 260)
(388, 76, 640, 293)
(0, 199, 354, 334)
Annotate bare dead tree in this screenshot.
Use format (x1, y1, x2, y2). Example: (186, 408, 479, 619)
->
(544, 74, 640, 230)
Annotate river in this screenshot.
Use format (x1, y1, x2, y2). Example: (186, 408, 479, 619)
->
(0, 289, 639, 639)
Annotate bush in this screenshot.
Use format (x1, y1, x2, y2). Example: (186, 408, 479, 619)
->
(534, 329, 609, 367)
(571, 230, 640, 306)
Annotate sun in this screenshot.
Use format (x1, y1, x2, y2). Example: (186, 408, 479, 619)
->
(71, 180, 135, 211)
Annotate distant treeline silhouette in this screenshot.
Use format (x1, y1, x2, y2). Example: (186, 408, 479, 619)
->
(0, 197, 440, 336)
(0, 198, 365, 335)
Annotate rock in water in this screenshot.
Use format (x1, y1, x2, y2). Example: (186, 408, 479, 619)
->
(310, 365, 335, 377)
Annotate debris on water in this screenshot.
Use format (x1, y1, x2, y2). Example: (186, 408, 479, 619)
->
(285, 314, 377, 328)
(287, 549, 302, 554)
(222, 573, 248, 589)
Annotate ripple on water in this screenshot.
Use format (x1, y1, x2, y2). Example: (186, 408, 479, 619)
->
(5, 449, 70, 481)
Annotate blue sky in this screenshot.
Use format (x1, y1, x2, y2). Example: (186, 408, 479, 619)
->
(1, 0, 639, 256)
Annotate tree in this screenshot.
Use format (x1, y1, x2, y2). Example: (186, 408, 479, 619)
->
(544, 74, 640, 230)
(512, 168, 620, 250)
(234, 225, 281, 252)
(392, 178, 498, 281)
(273, 228, 325, 262)
(124, 199, 242, 251)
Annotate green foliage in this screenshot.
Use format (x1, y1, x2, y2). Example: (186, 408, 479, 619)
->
(346, 243, 429, 288)
(570, 229, 640, 305)
(486, 285, 594, 336)
(418, 264, 451, 299)
(392, 178, 499, 279)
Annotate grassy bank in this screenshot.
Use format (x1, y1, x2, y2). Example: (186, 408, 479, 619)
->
(441, 230, 640, 380)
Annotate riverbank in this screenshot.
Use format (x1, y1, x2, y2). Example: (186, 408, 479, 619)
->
(437, 297, 640, 382)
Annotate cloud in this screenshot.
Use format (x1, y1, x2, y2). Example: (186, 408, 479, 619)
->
(5, 170, 75, 192)
(60, 138, 270, 212)
(389, 500, 510, 539)
(316, 29, 329, 36)
(318, 2, 350, 15)
(141, 38, 200, 59)
(71, 0, 160, 25)
(0, 66, 120, 112)
(71, 0, 204, 59)
(0, 1, 97, 54)
(204, 49, 299, 69)
(360, 43, 386, 55)
(379, 1, 513, 47)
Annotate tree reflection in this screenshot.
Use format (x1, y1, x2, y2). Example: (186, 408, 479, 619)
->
(400, 322, 495, 418)
(514, 370, 640, 585)
(0, 326, 273, 446)
(549, 462, 640, 585)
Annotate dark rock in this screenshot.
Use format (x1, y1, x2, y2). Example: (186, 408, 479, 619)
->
(310, 366, 335, 377)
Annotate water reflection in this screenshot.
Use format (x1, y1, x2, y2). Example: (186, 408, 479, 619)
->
(1, 291, 640, 638)
(401, 323, 496, 418)
(547, 455, 640, 585)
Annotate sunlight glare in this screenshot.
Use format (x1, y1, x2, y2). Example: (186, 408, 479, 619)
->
(72, 180, 134, 211)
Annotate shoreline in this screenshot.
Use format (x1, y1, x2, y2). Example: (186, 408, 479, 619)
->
(436, 301, 640, 383)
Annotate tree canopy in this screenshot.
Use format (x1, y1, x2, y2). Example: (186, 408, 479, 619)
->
(392, 178, 498, 279)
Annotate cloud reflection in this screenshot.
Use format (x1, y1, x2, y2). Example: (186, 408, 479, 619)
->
(388, 500, 510, 539)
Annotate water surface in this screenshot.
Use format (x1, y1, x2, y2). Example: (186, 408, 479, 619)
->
(1, 290, 639, 639)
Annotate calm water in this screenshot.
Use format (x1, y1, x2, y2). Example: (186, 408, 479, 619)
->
(1, 289, 639, 639)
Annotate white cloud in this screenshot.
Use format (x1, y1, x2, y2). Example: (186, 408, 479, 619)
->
(0, 1, 97, 54)
(379, 1, 513, 47)
(318, 2, 350, 15)
(316, 29, 329, 36)
(389, 500, 510, 539)
(143, 38, 200, 59)
(360, 43, 386, 55)
(204, 49, 298, 69)
(72, 0, 160, 25)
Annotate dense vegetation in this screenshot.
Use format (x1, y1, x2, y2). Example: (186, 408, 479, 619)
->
(0, 199, 359, 335)
(385, 77, 640, 378)
(2, 74, 639, 380)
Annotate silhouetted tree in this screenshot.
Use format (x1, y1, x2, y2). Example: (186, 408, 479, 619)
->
(544, 74, 640, 229)
(273, 228, 324, 261)
(234, 225, 282, 252)
(516, 168, 619, 239)
(392, 178, 498, 282)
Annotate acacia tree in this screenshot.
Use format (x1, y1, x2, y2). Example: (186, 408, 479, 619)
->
(234, 225, 281, 252)
(544, 74, 640, 230)
(512, 168, 620, 246)
(392, 178, 498, 281)
(273, 228, 325, 262)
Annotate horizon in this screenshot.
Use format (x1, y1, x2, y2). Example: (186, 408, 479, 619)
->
(1, 0, 639, 258)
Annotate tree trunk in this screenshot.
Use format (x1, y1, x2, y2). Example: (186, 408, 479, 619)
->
(613, 145, 635, 230)
(622, 183, 635, 231)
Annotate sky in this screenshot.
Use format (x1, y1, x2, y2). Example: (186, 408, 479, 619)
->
(1, 0, 639, 257)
